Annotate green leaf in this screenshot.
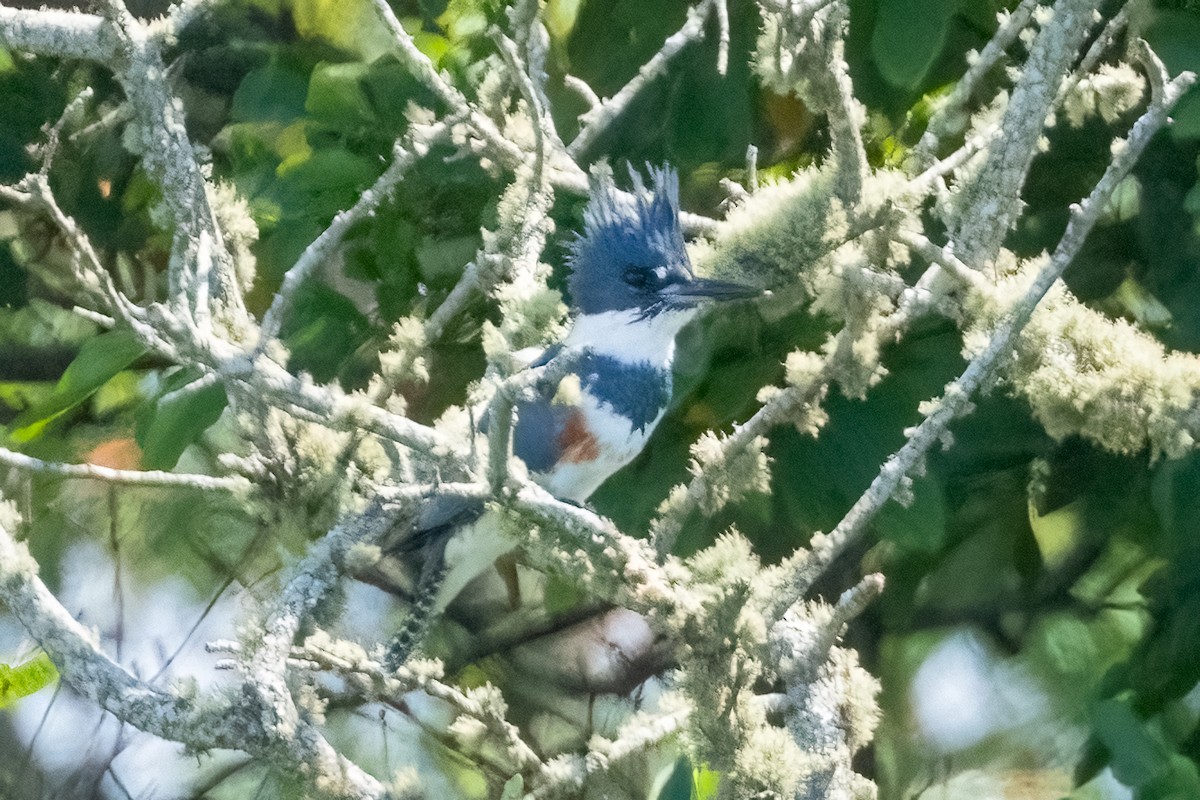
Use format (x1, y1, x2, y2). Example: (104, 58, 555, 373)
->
(8, 328, 147, 442)
(1092, 695, 1169, 788)
(136, 373, 229, 471)
(306, 61, 375, 129)
(0, 652, 57, 708)
(1142, 753, 1200, 800)
(871, 0, 957, 89)
(231, 60, 310, 123)
(692, 765, 720, 800)
(1028, 497, 1085, 570)
(282, 283, 374, 383)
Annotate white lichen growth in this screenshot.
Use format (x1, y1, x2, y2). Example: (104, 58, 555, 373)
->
(692, 167, 845, 290)
(0, 499, 22, 534)
(206, 180, 259, 293)
(1062, 63, 1146, 127)
(379, 316, 430, 386)
(965, 271, 1200, 458)
(688, 432, 773, 515)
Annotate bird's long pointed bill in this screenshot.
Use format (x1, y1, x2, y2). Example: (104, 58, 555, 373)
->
(672, 277, 760, 302)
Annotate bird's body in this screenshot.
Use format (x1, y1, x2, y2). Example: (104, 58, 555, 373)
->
(397, 166, 754, 623)
(514, 307, 693, 502)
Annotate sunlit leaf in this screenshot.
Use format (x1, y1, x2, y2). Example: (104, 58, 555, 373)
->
(8, 328, 146, 443)
(306, 61, 375, 130)
(231, 60, 310, 124)
(1028, 497, 1085, 570)
(0, 652, 57, 708)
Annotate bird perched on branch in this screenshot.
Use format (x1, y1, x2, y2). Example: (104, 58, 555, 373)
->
(512, 165, 756, 503)
(379, 166, 755, 667)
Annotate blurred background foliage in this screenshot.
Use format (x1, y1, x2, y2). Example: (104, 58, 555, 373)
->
(4, 0, 1200, 797)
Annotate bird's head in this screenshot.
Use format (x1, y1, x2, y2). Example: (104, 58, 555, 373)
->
(567, 166, 755, 321)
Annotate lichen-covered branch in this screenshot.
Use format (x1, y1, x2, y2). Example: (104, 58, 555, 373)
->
(950, 0, 1101, 266)
(568, 0, 722, 158)
(773, 61, 1195, 618)
(1, 1, 1195, 798)
(0, 446, 249, 491)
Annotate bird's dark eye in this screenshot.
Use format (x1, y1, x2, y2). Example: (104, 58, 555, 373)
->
(622, 267, 652, 289)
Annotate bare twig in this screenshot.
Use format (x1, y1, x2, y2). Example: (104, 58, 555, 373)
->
(258, 124, 452, 344)
(568, 0, 719, 158)
(950, 0, 1101, 265)
(0, 446, 250, 492)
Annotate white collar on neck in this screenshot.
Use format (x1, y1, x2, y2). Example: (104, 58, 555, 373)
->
(564, 308, 696, 365)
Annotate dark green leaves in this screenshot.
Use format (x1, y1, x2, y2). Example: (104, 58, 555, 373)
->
(871, 0, 957, 89)
(1099, 695, 1180, 791)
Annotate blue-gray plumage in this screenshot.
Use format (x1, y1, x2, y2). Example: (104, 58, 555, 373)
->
(389, 166, 757, 644)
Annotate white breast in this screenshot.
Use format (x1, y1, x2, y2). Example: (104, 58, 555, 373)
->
(536, 388, 665, 503)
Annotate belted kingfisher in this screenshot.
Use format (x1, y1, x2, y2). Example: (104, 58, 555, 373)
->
(383, 166, 755, 654)
(511, 165, 755, 503)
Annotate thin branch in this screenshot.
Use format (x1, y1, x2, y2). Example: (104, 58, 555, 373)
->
(258, 124, 451, 344)
(367, 0, 525, 171)
(913, 0, 1040, 165)
(895, 229, 987, 290)
(0, 6, 118, 61)
(950, 0, 1101, 266)
(527, 708, 689, 799)
(231, 356, 469, 471)
(714, 0, 730, 76)
(37, 86, 93, 176)
(0, 446, 250, 492)
(98, 0, 246, 324)
(916, 4, 1133, 196)
(1, 175, 173, 354)
(822, 2, 867, 204)
(0, 508, 240, 752)
(568, 0, 718, 158)
(651, 252, 970, 557)
(243, 494, 424, 797)
(563, 74, 600, 111)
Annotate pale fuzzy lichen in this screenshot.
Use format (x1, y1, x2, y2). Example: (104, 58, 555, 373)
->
(478, 163, 568, 360)
(686, 530, 763, 597)
(239, 408, 359, 526)
(1062, 63, 1146, 127)
(941, 90, 1011, 227)
(486, 262, 567, 357)
(206, 180, 259, 293)
(753, 0, 863, 133)
(728, 724, 806, 798)
(379, 316, 430, 386)
(965, 275, 1200, 458)
(296, 680, 328, 725)
(690, 166, 844, 291)
(0, 498, 22, 534)
(387, 767, 425, 800)
(685, 432, 773, 516)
